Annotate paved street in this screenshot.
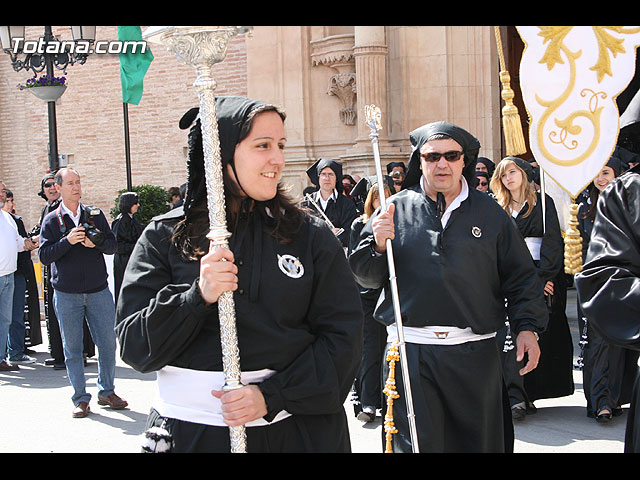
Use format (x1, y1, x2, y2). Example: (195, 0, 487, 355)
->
(0, 288, 629, 453)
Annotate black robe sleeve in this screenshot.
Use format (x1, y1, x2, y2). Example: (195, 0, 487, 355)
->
(575, 170, 640, 350)
(115, 217, 215, 374)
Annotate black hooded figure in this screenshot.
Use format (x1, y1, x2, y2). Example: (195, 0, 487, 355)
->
(476, 156, 495, 177)
(302, 158, 358, 248)
(349, 121, 548, 453)
(575, 163, 640, 452)
(575, 154, 639, 423)
(115, 96, 363, 453)
(111, 192, 144, 304)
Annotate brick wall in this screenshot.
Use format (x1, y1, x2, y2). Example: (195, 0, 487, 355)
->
(0, 26, 248, 233)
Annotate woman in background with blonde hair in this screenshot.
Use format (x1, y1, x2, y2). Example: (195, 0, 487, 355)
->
(491, 156, 573, 421)
(348, 176, 393, 424)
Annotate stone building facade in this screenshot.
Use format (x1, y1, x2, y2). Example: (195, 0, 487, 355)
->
(0, 25, 509, 232)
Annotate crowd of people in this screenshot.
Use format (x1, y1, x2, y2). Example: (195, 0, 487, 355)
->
(1, 94, 639, 453)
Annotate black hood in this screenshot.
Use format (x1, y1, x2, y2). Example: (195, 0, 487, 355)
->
(178, 96, 269, 221)
(350, 174, 395, 198)
(38, 172, 56, 200)
(402, 121, 481, 190)
(306, 158, 344, 194)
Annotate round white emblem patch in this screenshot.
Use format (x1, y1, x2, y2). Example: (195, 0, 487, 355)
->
(471, 226, 482, 238)
(277, 254, 304, 278)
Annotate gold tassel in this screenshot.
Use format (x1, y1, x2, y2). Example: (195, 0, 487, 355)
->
(383, 341, 400, 453)
(564, 201, 583, 274)
(494, 26, 527, 157)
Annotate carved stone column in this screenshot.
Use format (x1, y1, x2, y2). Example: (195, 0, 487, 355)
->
(344, 26, 404, 176)
(311, 33, 357, 125)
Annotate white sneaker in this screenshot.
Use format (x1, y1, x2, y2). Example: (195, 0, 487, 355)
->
(9, 354, 36, 364)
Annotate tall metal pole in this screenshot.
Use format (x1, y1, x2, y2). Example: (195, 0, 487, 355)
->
(123, 102, 132, 190)
(143, 25, 251, 454)
(364, 105, 420, 453)
(44, 26, 59, 172)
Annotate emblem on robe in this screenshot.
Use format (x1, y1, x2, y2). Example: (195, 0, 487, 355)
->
(277, 254, 304, 279)
(471, 226, 482, 238)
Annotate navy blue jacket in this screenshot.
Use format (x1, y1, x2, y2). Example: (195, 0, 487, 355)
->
(38, 203, 117, 294)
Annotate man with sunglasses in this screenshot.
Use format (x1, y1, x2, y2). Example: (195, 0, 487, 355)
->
(386, 162, 407, 193)
(475, 171, 491, 193)
(36, 173, 66, 369)
(350, 121, 547, 453)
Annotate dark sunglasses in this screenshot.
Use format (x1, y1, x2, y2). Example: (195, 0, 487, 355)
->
(478, 181, 488, 186)
(44, 182, 55, 188)
(422, 150, 463, 163)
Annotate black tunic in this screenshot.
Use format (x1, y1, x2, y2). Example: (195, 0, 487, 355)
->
(575, 166, 640, 451)
(511, 193, 575, 403)
(349, 185, 547, 335)
(349, 184, 548, 452)
(303, 191, 358, 248)
(111, 213, 145, 304)
(115, 206, 363, 453)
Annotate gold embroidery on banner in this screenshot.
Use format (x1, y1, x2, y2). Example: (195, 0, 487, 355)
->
(534, 26, 640, 167)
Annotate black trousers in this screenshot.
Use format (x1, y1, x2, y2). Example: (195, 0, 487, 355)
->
(382, 338, 512, 453)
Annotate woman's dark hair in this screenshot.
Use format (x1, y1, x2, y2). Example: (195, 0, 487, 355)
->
(118, 192, 139, 215)
(172, 104, 305, 260)
(582, 165, 620, 222)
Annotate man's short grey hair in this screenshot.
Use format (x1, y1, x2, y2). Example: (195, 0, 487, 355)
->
(54, 167, 80, 186)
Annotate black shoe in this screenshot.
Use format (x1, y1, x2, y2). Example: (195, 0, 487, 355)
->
(526, 402, 537, 414)
(511, 405, 526, 421)
(596, 409, 612, 424)
(356, 406, 376, 423)
(53, 362, 66, 370)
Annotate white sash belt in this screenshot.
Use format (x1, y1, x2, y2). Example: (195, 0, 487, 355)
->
(525, 237, 543, 261)
(387, 325, 496, 345)
(153, 365, 292, 427)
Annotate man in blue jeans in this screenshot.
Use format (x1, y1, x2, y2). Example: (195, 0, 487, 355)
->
(0, 180, 30, 372)
(39, 167, 128, 418)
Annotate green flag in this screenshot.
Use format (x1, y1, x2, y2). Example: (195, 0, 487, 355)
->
(118, 26, 154, 105)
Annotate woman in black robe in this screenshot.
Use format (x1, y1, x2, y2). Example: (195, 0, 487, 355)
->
(576, 156, 639, 422)
(115, 97, 363, 453)
(112, 192, 144, 304)
(491, 157, 573, 419)
(348, 176, 393, 423)
(575, 163, 640, 451)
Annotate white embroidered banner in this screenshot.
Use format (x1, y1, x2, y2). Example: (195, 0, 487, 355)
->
(517, 26, 640, 198)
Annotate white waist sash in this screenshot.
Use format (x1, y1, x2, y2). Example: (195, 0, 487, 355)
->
(387, 325, 496, 345)
(524, 236, 543, 261)
(153, 366, 291, 427)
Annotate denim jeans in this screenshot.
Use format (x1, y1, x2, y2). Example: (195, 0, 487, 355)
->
(53, 287, 117, 405)
(0, 273, 15, 361)
(7, 273, 26, 359)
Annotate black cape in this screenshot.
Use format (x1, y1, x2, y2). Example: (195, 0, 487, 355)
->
(575, 165, 640, 452)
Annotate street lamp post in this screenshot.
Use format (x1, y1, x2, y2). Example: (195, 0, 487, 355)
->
(0, 25, 96, 172)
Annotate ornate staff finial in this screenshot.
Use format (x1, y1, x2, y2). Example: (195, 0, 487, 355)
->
(365, 104, 382, 135)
